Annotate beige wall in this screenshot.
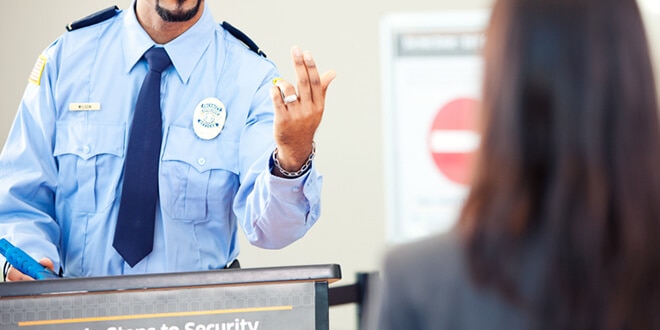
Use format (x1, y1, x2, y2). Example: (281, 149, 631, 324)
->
(1, 1, 659, 329)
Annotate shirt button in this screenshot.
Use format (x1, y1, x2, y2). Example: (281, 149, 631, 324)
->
(197, 157, 206, 166)
(82, 145, 90, 154)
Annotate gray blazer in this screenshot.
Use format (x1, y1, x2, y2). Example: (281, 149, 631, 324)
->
(364, 231, 541, 330)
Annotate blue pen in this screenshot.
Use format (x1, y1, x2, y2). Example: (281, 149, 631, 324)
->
(0, 238, 60, 280)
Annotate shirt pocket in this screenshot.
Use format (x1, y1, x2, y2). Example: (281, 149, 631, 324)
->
(53, 122, 126, 213)
(161, 125, 239, 222)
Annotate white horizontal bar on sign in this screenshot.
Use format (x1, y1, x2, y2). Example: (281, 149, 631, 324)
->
(429, 130, 480, 153)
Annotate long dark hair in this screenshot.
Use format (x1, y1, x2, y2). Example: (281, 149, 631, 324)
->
(459, 0, 660, 328)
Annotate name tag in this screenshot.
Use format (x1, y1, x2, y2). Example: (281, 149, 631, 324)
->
(69, 103, 101, 111)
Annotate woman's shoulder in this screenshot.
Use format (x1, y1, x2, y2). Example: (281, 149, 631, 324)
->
(381, 230, 468, 298)
(383, 231, 464, 275)
(378, 230, 529, 329)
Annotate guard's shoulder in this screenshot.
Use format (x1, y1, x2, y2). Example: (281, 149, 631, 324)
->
(66, 6, 121, 32)
(221, 21, 267, 58)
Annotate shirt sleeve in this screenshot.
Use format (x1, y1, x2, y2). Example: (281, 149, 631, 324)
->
(0, 44, 62, 271)
(232, 70, 323, 249)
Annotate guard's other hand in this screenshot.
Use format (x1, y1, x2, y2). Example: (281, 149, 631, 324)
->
(6, 258, 54, 281)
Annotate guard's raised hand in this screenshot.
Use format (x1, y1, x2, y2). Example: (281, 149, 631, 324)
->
(270, 46, 335, 176)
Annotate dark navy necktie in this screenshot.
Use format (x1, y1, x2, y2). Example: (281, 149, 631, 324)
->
(113, 47, 172, 267)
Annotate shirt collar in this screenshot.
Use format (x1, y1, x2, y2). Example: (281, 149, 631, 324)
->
(122, 1, 216, 83)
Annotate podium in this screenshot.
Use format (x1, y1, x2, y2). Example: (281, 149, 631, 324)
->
(0, 264, 341, 330)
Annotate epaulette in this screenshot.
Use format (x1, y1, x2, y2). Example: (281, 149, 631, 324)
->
(66, 6, 120, 32)
(221, 21, 267, 58)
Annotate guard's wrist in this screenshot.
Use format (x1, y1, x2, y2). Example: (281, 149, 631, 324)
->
(271, 142, 316, 178)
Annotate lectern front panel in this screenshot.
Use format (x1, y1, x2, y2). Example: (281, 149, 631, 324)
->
(0, 264, 340, 330)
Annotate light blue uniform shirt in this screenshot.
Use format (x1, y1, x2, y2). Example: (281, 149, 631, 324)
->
(0, 4, 322, 277)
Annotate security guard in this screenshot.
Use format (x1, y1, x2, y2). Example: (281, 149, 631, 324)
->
(0, 0, 335, 279)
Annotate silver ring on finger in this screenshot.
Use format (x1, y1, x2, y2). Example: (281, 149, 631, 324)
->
(283, 94, 298, 104)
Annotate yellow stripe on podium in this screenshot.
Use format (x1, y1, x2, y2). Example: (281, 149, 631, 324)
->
(18, 305, 294, 327)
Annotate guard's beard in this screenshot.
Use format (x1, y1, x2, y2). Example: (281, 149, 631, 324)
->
(155, 0, 202, 22)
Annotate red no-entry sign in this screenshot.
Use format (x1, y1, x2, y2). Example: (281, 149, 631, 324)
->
(427, 97, 480, 186)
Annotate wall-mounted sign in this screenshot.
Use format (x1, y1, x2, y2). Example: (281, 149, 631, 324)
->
(380, 11, 489, 244)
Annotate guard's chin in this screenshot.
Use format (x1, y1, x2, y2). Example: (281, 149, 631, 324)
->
(155, 0, 202, 22)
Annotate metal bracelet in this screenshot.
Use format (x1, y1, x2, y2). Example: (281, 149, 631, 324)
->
(272, 142, 316, 178)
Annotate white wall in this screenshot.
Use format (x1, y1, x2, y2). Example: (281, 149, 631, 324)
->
(1, 1, 659, 329)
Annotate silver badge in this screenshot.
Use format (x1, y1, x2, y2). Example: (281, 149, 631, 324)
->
(193, 97, 226, 140)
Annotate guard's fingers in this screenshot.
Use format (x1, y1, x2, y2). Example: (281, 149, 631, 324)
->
(274, 78, 299, 108)
(291, 46, 312, 104)
(302, 51, 323, 104)
(6, 266, 35, 281)
(39, 258, 55, 272)
(270, 85, 288, 115)
(320, 70, 336, 98)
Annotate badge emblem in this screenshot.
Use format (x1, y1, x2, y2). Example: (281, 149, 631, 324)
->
(193, 97, 226, 140)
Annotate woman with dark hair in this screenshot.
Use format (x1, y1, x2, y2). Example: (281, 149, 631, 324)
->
(366, 0, 660, 328)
